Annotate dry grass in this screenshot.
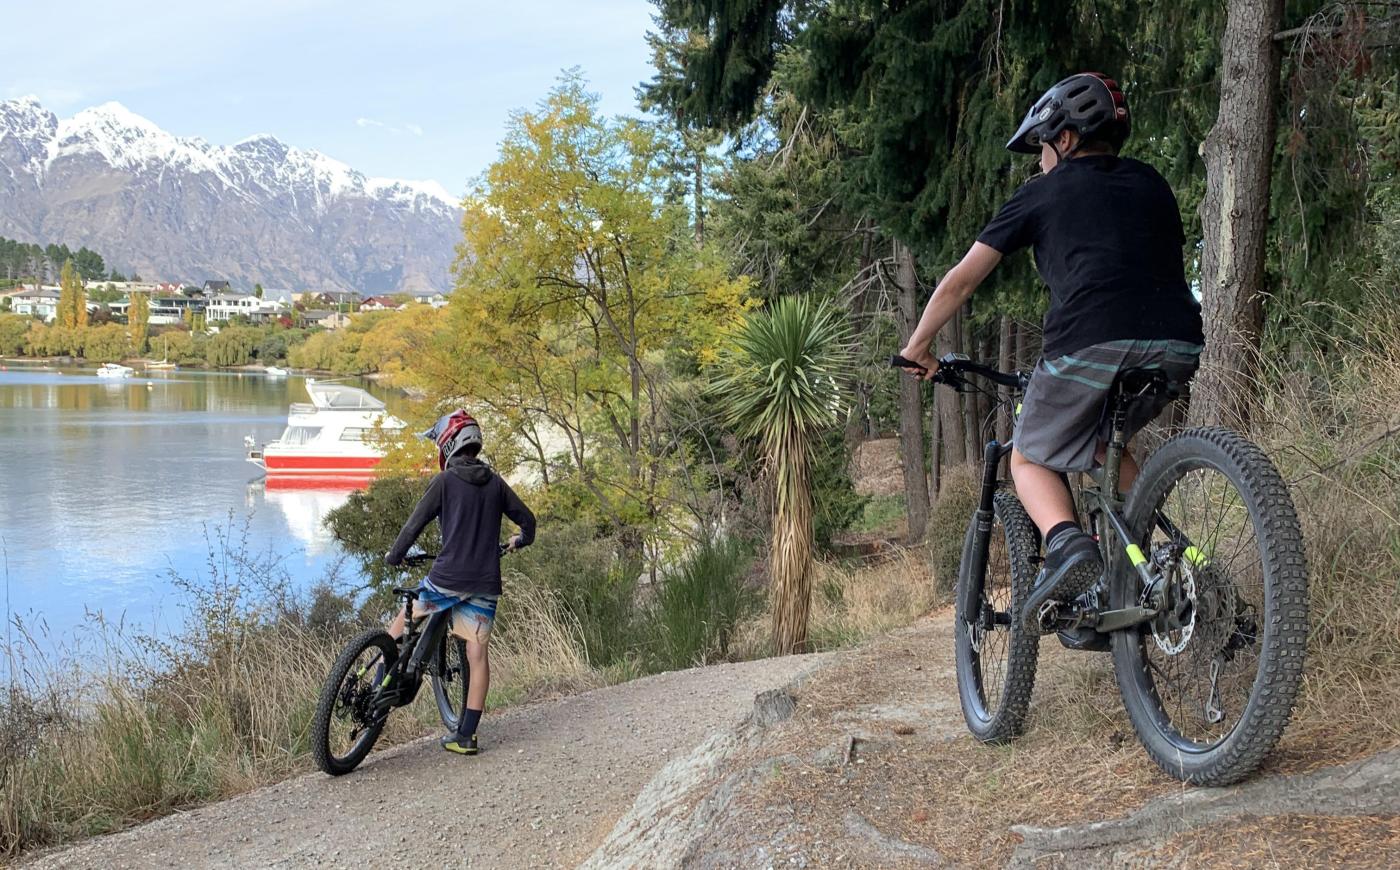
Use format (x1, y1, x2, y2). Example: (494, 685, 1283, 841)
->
(0, 532, 603, 861)
(731, 297, 1400, 865)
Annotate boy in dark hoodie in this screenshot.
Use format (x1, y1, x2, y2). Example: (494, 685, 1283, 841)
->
(385, 410, 536, 754)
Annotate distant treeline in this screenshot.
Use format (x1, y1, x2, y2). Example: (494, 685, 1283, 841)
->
(0, 235, 120, 284)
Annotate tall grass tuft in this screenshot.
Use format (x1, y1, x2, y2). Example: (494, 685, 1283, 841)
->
(648, 537, 759, 671)
(1250, 292, 1400, 756)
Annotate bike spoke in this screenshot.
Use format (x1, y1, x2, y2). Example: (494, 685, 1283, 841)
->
(1142, 466, 1268, 748)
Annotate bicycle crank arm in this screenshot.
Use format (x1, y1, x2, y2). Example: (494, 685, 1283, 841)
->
(1093, 606, 1159, 633)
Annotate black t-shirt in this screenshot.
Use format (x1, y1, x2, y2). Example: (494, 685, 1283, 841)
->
(977, 155, 1204, 358)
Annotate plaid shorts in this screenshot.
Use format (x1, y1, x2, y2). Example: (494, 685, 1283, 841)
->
(1014, 339, 1202, 472)
(412, 580, 499, 643)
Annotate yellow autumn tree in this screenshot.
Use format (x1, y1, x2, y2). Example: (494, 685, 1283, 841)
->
(409, 73, 751, 546)
(128, 291, 150, 353)
(58, 259, 86, 329)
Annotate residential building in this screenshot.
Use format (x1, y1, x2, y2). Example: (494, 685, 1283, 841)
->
(260, 287, 297, 307)
(207, 292, 285, 323)
(10, 285, 62, 321)
(312, 290, 363, 309)
(412, 290, 450, 308)
(360, 295, 407, 311)
(302, 309, 353, 330)
(203, 280, 232, 294)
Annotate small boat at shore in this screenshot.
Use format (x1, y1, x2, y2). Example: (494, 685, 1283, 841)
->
(146, 337, 177, 369)
(265, 366, 289, 377)
(96, 363, 134, 378)
(247, 380, 404, 484)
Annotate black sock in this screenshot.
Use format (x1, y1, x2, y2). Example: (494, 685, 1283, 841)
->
(457, 707, 483, 740)
(1046, 521, 1081, 550)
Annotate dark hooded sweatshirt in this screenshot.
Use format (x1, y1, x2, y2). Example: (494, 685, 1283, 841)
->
(386, 456, 536, 596)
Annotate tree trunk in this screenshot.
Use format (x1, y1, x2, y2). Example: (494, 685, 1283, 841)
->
(844, 224, 875, 446)
(1190, 0, 1284, 430)
(961, 309, 979, 461)
(893, 241, 930, 541)
(997, 317, 1014, 445)
(936, 305, 965, 467)
(929, 400, 942, 499)
(693, 147, 705, 247)
(770, 428, 814, 654)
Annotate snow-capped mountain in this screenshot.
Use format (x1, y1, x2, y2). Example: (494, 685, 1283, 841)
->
(0, 97, 461, 293)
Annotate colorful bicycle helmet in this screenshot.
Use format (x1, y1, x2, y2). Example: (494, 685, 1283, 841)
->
(419, 409, 483, 468)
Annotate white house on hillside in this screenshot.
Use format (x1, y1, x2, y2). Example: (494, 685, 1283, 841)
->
(10, 286, 62, 321)
(207, 293, 286, 323)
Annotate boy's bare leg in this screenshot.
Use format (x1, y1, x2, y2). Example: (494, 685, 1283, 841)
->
(1094, 442, 1140, 493)
(465, 640, 489, 712)
(1010, 447, 1076, 535)
(1012, 444, 1142, 536)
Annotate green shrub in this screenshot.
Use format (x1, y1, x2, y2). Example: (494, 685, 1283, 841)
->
(927, 464, 981, 596)
(648, 536, 758, 670)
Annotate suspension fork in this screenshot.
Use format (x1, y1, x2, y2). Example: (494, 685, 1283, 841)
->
(959, 439, 1013, 624)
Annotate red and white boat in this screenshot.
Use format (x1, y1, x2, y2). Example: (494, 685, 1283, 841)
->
(247, 380, 405, 485)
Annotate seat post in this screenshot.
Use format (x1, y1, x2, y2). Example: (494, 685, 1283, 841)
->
(1102, 395, 1131, 506)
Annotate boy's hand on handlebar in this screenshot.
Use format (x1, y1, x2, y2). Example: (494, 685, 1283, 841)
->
(383, 550, 402, 567)
(505, 535, 522, 552)
(894, 345, 939, 380)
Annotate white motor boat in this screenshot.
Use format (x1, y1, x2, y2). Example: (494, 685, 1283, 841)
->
(247, 380, 405, 484)
(95, 363, 134, 378)
(265, 366, 289, 377)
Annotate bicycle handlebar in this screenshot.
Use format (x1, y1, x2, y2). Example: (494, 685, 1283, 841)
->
(890, 353, 1029, 391)
(398, 543, 513, 568)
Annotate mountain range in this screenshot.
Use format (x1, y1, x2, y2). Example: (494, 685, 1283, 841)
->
(0, 97, 462, 294)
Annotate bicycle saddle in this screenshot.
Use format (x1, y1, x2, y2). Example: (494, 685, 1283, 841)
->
(1114, 367, 1180, 399)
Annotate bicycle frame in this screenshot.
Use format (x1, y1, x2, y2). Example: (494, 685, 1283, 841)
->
(930, 354, 1169, 636)
(369, 590, 454, 715)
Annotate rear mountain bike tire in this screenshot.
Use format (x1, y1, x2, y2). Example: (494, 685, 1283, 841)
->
(954, 488, 1042, 743)
(1113, 427, 1308, 785)
(432, 633, 470, 731)
(312, 628, 398, 776)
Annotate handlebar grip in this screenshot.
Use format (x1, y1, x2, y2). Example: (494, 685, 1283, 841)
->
(889, 354, 928, 374)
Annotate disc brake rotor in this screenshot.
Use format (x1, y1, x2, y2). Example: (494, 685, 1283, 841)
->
(1152, 560, 1198, 655)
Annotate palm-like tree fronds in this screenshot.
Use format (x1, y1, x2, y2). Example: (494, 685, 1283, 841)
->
(714, 296, 853, 653)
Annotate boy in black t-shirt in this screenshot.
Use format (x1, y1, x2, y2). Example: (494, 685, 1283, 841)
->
(897, 73, 1204, 647)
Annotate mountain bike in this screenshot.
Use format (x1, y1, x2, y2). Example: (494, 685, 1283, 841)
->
(311, 552, 488, 776)
(892, 353, 1308, 785)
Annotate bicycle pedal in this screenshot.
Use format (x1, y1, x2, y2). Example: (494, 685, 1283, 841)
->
(1036, 600, 1060, 633)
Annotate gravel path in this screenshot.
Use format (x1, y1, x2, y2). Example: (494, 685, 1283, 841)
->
(22, 654, 826, 870)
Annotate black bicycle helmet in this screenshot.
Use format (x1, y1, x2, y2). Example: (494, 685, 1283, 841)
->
(1006, 72, 1130, 154)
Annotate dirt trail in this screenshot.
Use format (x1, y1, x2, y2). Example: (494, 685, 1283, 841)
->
(586, 611, 1400, 868)
(24, 611, 1400, 868)
(21, 654, 827, 870)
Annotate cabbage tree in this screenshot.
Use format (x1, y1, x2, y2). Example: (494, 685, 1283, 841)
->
(715, 295, 852, 654)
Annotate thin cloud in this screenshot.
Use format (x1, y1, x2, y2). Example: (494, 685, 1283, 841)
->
(355, 117, 423, 137)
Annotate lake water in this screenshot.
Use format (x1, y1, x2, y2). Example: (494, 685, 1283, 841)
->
(0, 364, 410, 651)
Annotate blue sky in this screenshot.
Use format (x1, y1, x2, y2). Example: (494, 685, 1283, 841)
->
(6, 0, 659, 196)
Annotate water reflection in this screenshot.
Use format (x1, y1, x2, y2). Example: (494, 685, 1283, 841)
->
(0, 364, 407, 644)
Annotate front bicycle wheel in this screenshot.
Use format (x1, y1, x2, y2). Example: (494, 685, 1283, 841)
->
(954, 488, 1042, 743)
(312, 628, 398, 776)
(431, 633, 470, 731)
(1113, 427, 1308, 785)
